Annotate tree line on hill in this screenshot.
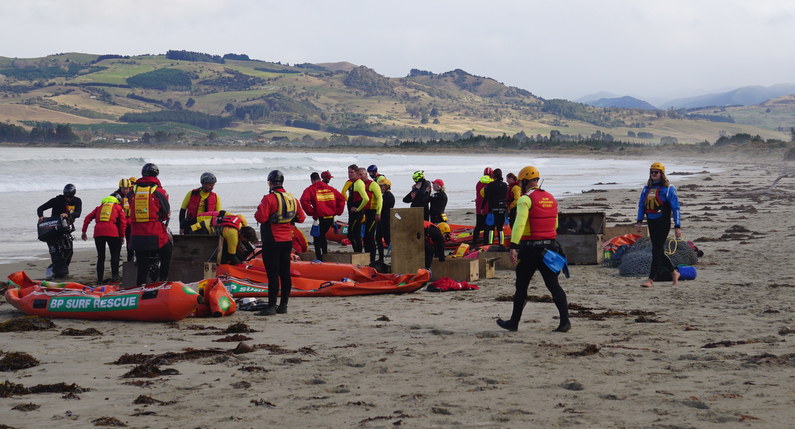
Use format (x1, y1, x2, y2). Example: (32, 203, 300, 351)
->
(0, 122, 79, 143)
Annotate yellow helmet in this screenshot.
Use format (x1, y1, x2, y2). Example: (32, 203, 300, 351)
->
(437, 222, 451, 235)
(119, 178, 132, 188)
(412, 170, 424, 182)
(377, 176, 392, 188)
(650, 162, 665, 173)
(129, 176, 137, 184)
(518, 166, 540, 181)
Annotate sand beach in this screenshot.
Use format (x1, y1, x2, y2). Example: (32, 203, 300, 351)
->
(1, 155, 794, 428)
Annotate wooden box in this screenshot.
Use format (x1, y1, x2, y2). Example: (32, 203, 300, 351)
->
(322, 251, 372, 265)
(557, 234, 604, 265)
(555, 211, 606, 265)
(390, 208, 426, 275)
(430, 258, 479, 282)
(604, 225, 647, 240)
(296, 251, 318, 261)
(491, 252, 516, 270)
(478, 255, 498, 279)
(169, 235, 220, 282)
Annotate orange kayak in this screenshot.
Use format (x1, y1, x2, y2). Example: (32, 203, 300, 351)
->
(216, 262, 430, 297)
(5, 271, 200, 322)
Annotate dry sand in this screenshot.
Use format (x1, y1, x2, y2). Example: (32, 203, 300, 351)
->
(1, 156, 794, 428)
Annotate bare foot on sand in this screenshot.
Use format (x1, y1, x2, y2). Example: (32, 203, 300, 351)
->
(672, 270, 680, 286)
(640, 279, 653, 288)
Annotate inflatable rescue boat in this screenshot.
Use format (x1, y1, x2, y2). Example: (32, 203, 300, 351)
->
(216, 261, 430, 297)
(5, 271, 200, 322)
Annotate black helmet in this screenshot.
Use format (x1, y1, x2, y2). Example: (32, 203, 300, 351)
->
(141, 163, 159, 177)
(200, 172, 217, 185)
(267, 170, 284, 185)
(63, 184, 76, 197)
(367, 164, 378, 173)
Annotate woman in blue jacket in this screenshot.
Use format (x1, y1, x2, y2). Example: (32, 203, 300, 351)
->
(636, 162, 682, 287)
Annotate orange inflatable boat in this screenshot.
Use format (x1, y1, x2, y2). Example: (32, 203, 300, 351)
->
(5, 271, 200, 322)
(216, 261, 430, 297)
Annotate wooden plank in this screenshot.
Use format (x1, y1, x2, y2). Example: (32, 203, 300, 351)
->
(557, 234, 603, 265)
(390, 207, 425, 275)
(322, 251, 372, 265)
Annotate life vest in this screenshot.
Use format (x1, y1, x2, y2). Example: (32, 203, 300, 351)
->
(525, 188, 557, 240)
(362, 178, 375, 210)
(215, 213, 242, 230)
(186, 189, 218, 219)
(644, 185, 669, 215)
(132, 185, 157, 223)
(98, 202, 116, 222)
(347, 179, 362, 208)
(269, 192, 297, 224)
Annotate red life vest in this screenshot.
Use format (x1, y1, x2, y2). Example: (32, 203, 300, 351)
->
(347, 179, 362, 207)
(524, 189, 557, 240)
(362, 178, 375, 210)
(186, 189, 218, 219)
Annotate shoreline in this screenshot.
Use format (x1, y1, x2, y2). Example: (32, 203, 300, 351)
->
(1, 155, 794, 427)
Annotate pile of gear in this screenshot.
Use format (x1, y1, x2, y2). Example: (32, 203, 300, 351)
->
(606, 236, 700, 278)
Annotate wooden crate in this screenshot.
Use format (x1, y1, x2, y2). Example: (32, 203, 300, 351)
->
(322, 251, 372, 265)
(491, 252, 516, 270)
(430, 258, 479, 282)
(296, 251, 318, 261)
(557, 211, 605, 235)
(604, 225, 647, 240)
(390, 208, 426, 275)
(478, 255, 498, 279)
(170, 235, 220, 282)
(557, 234, 604, 265)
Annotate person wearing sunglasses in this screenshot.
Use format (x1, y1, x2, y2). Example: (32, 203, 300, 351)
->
(636, 162, 682, 287)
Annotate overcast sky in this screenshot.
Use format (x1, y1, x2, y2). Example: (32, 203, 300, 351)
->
(2, 0, 793, 103)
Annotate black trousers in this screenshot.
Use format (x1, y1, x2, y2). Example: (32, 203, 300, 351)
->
(261, 241, 293, 308)
(314, 217, 334, 261)
(487, 209, 506, 245)
(362, 209, 378, 262)
(47, 234, 73, 278)
(347, 210, 364, 253)
(135, 241, 172, 285)
(647, 217, 675, 279)
(94, 236, 122, 283)
(376, 218, 391, 261)
(472, 214, 487, 246)
(510, 244, 569, 324)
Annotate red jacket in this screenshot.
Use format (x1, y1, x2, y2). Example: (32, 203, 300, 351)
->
(128, 176, 171, 250)
(300, 181, 345, 218)
(475, 176, 492, 215)
(255, 187, 306, 242)
(82, 202, 126, 238)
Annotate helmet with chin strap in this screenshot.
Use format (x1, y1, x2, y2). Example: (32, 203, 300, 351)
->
(650, 162, 665, 173)
(141, 163, 159, 177)
(200, 172, 217, 185)
(517, 166, 540, 181)
(267, 170, 284, 185)
(63, 184, 76, 197)
(412, 170, 424, 182)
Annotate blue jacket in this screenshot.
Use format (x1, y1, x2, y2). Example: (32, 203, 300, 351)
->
(637, 183, 681, 227)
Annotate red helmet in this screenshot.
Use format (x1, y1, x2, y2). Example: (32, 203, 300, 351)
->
(321, 171, 333, 180)
(483, 167, 493, 176)
(432, 179, 444, 187)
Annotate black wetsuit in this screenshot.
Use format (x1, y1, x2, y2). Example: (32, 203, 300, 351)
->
(37, 195, 82, 278)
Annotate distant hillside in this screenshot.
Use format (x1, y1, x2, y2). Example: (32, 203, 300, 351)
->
(576, 91, 619, 104)
(586, 96, 657, 110)
(661, 83, 795, 109)
(0, 51, 790, 145)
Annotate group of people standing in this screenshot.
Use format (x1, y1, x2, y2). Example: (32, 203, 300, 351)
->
(36, 160, 683, 331)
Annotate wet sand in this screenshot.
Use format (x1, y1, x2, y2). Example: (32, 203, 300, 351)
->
(1, 157, 794, 428)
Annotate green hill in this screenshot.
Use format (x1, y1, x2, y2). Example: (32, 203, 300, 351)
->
(0, 51, 790, 145)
